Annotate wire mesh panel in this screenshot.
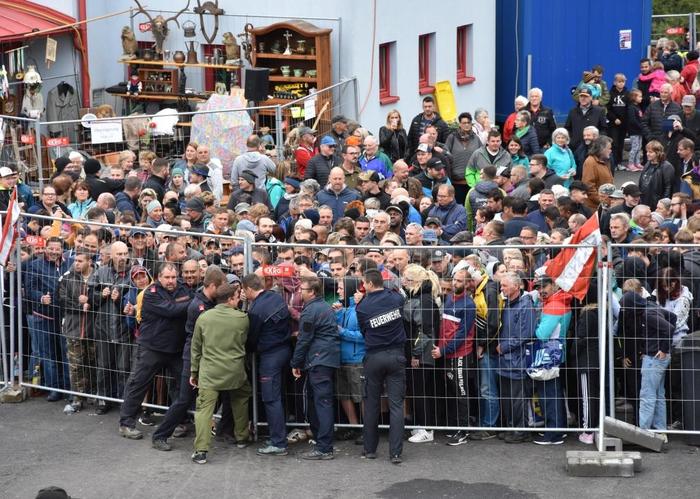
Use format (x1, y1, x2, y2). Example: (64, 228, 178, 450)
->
(610, 242, 700, 440)
(0, 115, 41, 186)
(249, 240, 601, 447)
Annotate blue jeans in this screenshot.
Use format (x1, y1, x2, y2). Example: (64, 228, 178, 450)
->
(535, 376, 567, 440)
(259, 347, 291, 449)
(639, 354, 671, 430)
(478, 353, 500, 427)
(305, 365, 335, 453)
(27, 315, 69, 391)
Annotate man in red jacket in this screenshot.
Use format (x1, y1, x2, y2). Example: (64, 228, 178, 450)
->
(294, 127, 316, 177)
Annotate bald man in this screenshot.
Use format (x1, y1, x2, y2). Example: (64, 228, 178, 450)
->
(316, 166, 361, 223)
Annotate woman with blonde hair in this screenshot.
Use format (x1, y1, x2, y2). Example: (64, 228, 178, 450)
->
(402, 263, 442, 443)
(379, 109, 408, 162)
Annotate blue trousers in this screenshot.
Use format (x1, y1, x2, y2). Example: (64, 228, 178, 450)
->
(27, 314, 69, 391)
(478, 353, 500, 427)
(259, 347, 291, 449)
(305, 365, 335, 453)
(535, 376, 567, 439)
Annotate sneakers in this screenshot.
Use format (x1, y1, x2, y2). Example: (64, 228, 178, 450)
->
(470, 430, 498, 441)
(94, 400, 109, 415)
(408, 429, 434, 443)
(287, 428, 308, 444)
(390, 454, 403, 464)
(446, 430, 469, 446)
(191, 451, 207, 464)
(668, 420, 683, 430)
(302, 449, 334, 460)
(361, 451, 377, 459)
(504, 431, 531, 444)
(533, 435, 564, 445)
(138, 412, 156, 426)
(578, 432, 595, 445)
(119, 426, 143, 440)
(627, 163, 644, 172)
(152, 439, 172, 451)
(173, 424, 189, 438)
(256, 444, 288, 456)
(236, 439, 250, 449)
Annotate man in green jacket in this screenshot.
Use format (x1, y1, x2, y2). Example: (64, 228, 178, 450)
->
(190, 282, 251, 465)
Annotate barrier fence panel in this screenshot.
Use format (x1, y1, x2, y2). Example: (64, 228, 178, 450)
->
(609, 242, 700, 442)
(15, 212, 250, 425)
(249, 240, 602, 444)
(0, 115, 41, 188)
(276, 78, 358, 163)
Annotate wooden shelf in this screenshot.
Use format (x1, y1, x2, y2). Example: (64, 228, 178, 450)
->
(113, 93, 208, 102)
(255, 52, 316, 60)
(118, 58, 240, 70)
(269, 76, 317, 83)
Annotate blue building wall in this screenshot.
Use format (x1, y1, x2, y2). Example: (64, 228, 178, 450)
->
(496, 0, 652, 124)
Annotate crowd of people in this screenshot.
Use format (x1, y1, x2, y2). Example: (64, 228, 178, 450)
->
(3, 47, 700, 464)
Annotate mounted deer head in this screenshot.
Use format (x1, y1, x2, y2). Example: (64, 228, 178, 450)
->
(133, 0, 191, 57)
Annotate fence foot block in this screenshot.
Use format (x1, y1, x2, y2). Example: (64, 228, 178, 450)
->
(566, 451, 638, 477)
(0, 385, 28, 403)
(604, 416, 666, 453)
(600, 436, 623, 452)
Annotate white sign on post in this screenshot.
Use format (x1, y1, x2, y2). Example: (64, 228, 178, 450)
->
(91, 120, 123, 144)
(619, 29, 632, 50)
(304, 97, 316, 120)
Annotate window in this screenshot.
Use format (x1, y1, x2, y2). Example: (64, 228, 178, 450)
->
(379, 42, 399, 105)
(418, 33, 435, 95)
(456, 25, 475, 85)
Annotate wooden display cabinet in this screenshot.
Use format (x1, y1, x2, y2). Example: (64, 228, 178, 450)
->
(137, 68, 178, 95)
(251, 20, 331, 103)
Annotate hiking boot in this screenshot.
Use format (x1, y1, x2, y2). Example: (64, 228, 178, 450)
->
(301, 449, 334, 460)
(446, 430, 469, 446)
(191, 451, 207, 464)
(256, 444, 288, 456)
(470, 430, 498, 441)
(173, 424, 189, 438)
(119, 426, 143, 440)
(152, 439, 172, 451)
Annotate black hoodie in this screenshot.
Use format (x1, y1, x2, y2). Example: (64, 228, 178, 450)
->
(619, 291, 675, 357)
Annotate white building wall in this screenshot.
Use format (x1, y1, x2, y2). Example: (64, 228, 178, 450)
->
(73, 0, 495, 130)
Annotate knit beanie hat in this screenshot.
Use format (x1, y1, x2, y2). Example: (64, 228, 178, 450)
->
(171, 167, 184, 178)
(146, 199, 162, 214)
(84, 158, 102, 175)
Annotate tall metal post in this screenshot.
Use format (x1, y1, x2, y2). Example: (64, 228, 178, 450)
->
(0, 267, 8, 387)
(244, 237, 258, 441)
(352, 76, 360, 122)
(35, 118, 44, 194)
(16, 239, 23, 387)
(607, 240, 616, 415)
(597, 241, 609, 452)
(275, 105, 284, 161)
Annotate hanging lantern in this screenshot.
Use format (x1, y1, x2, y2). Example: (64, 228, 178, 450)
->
(183, 20, 197, 38)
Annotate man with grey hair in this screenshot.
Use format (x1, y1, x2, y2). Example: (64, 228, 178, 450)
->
(525, 87, 557, 148)
(404, 223, 424, 246)
(360, 136, 392, 179)
(642, 83, 682, 147)
(574, 126, 600, 176)
(362, 211, 390, 245)
(509, 165, 530, 200)
(630, 204, 652, 235)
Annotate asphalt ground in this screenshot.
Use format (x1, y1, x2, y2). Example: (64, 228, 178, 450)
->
(2, 397, 699, 499)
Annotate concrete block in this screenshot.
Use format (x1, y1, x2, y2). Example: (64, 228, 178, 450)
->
(566, 451, 636, 477)
(567, 450, 642, 472)
(604, 416, 666, 452)
(600, 436, 622, 452)
(0, 385, 27, 403)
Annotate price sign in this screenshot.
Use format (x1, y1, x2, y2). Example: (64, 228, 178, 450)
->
(25, 235, 46, 248)
(665, 27, 686, 35)
(46, 137, 69, 147)
(261, 265, 295, 278)
(20, 134, 35, 145)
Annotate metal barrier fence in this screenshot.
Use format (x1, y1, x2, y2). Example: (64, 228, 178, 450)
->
(0, 77, 357, 192)
(9, 219, 700, 447)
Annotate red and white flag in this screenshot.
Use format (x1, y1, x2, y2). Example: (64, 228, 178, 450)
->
(0, 187, 20, 266)
(544, 211, 601, 300)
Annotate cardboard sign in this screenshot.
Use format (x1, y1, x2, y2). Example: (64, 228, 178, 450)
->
(25, 235, 46, 248)
(91, 120, 123, 144)
(46, 137, 69, 147)
(139, 22, 152, 32)
(261, 265, 295, 278)
(20, 134, 35, 145)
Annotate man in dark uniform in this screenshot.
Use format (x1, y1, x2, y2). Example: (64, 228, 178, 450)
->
(290, 276, 340, 460)
(355, 269, 407, 464)
(151, 265, 227, 451)
(242, 273, 293, 457)
(118, 262, 191, 439)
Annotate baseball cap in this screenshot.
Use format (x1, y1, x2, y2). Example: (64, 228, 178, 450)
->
(426, 157, 445, 170)
(284, 176, 301, 189)
(450, 231, 473, 244)
(0, 166, 15, 177)
(431, 250, 445, 262)
(358, 170, 381, 183)
(425, 217, 442, 227)
(416, 143, 432, 153)
(622, 183, 641, 197)
(496, 166, 511, 178)
(130, 227, 148, 237)
(578, 86, 592, 96)
(422, 229, 438, 243)
(533, 275, 554, 288)
(386, 205, 403, 216)
(130, 265, 150, 280)
(610, 189, 624, 199)
(598, 183, 616, 196)
(234, 202, 251, 215)
(192, 164, 209, 177)
(185, 197, 205, 212)
(320, 135, 336, 146)
(298, 126, 316, 137)
(682, 95, 696, 107)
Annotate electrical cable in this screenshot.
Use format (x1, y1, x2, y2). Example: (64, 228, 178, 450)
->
(358, 0, 377, 118)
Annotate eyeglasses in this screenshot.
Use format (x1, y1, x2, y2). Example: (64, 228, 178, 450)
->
(300, 287, 312, 291)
